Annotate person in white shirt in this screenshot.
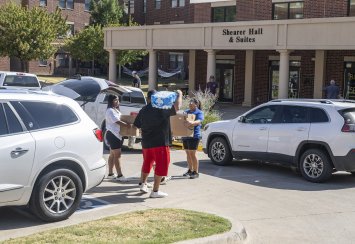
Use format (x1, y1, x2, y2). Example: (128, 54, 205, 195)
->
(105, 94, 132, 182)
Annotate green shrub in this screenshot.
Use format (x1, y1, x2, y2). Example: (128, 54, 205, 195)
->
(181, 89, 221, 128)
(203, 110, 222, 127)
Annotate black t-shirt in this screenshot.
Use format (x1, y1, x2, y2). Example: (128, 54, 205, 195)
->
(134, 103, 176, 148)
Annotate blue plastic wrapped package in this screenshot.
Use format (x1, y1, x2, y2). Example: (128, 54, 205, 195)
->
(151, 91, 177, 109)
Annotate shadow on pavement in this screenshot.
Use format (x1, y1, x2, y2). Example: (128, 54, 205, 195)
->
(173, 159, 355, 191)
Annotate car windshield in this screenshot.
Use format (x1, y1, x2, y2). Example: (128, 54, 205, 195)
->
(3, 75, 39, 87)
(59, 78, 101, 102)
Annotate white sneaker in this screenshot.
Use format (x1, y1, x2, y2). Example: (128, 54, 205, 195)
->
(115, 176, 129, 182)
(140, 183, 149, 193)
(160, 176, 172, 185)
(150, 191, 168, 198)
(106, 173, 117, 179)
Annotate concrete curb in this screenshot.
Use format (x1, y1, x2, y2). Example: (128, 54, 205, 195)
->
(176, 226, 247, 244)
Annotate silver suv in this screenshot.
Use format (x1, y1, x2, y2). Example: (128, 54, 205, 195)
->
(202, 99, 355, 182)
(0, 90, 106, 221)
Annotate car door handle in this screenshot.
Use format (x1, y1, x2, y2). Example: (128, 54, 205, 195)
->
(297, 127, 306, 131)
(11, 147, 29, 159)
(259, 127, 268, 131)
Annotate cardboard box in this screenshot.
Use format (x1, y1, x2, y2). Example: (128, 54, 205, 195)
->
(170, 113, 196, 137)
(120, 115, 140, 137)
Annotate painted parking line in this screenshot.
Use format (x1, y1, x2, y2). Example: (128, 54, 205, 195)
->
(76, 195, 111, 213)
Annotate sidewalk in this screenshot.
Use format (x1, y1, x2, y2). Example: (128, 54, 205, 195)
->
(214, 103, 251, 120)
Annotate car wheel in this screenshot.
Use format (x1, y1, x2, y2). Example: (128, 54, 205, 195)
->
(299, 149, 332, 183)
(208, 137, 233, 166)
(30, 168, 83, 222)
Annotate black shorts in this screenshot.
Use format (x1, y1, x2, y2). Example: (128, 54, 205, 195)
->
(182, 138, 200, 150)
(106, 130, 122, 149)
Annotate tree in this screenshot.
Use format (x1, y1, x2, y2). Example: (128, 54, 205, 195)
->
(65, 25, 105, 72)
(89, 0, 127, 27)
(66, 0, 146, 76)
(0, 3, 68, 72)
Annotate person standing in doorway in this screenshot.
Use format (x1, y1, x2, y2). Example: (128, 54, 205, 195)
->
(324, 79, 340, 99)
(132, 71, 141, 88)
(182, 98, 204, 179)
(134, 90, 182, 198)
(105, 94, 132, 182)
(206, 75, 219, 96)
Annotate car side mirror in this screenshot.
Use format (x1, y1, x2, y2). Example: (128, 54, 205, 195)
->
(239, 116, 246, 123)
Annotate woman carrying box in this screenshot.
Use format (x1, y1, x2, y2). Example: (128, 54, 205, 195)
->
(105, 94, 132, 182)
(182, 98, 204, 179)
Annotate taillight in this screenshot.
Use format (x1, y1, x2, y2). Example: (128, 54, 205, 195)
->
(341, 123, 355, 132)
(93, 128, 103, 142)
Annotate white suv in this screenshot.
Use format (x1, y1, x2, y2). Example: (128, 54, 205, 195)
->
(0, 90, 106, 221)
(202, 99, 355, 182)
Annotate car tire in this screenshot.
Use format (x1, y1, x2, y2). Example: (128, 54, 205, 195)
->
(29, 168, 83, 222)
(299, 149, 332, 183)
(208, 137, 233, 166)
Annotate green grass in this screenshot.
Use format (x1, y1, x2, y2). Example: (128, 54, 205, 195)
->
(2, 209, 231, 244)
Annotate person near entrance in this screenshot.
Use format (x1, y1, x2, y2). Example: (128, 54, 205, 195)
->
(206, 75, 219, 96)
(324, 79, 340, 99)
(131, 71, 141, 88)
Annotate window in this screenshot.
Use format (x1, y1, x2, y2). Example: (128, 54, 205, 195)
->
(56, 54, 69, 67)
(4, 104, 23, 134)
(15, 102, 78, 129)
(310, 108, 329, 123)
(169, 53, 183, 69)
(273, 2, 303, 20)
(85, 0, 90, 11)
(155, 0, 161, 9)
(59, 78, 102, 102)
(40, 0, 47, 7)
(244, 106, 278, 124)
(172, 0, 185, 8)
(143, 0, 146, 13)
(67, 23, 75, 37)
(59, 0, 74, 9)
(350, 0, 355, 16)
(3, 75, 39, 88)
(39, 59, 48, 67)
(281, 106, 309, 123)
(212, 6, 236, 22)
(0, 104, 8, 135)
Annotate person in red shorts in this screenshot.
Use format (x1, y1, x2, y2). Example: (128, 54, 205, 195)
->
(134, 89, 182, 198)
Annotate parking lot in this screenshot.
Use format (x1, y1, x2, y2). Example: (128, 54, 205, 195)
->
(1, 146, 355, 243)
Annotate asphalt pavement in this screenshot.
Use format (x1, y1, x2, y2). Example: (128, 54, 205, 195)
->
(2, 104, 355, 243)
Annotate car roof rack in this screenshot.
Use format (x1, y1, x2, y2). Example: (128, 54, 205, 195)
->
(271, 99, 334, 104)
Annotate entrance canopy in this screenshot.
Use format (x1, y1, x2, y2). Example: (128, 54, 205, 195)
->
(104, 17, 355, 51)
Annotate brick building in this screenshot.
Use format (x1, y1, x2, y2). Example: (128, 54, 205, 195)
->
(107, 0, 355, 105)
(0, 0, 91, 76)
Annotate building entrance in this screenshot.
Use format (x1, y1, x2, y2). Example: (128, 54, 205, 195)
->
(344, 62, 355, 100)
(269, 61, 301, 100)
(216, 64, 234, 102)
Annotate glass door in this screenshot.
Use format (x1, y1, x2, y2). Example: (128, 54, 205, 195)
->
(216, 64, 234, 102)
(269, 61, 301, 100)
(344, 62, 355, 100)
